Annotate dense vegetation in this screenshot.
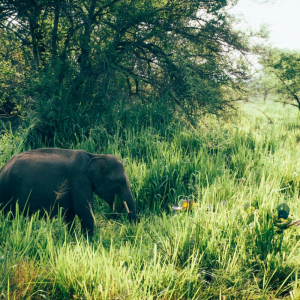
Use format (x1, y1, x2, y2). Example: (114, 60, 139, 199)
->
(1, 0, 300, 299)
(0, 0, 263, 138)
(0, 101, 300, 299)
(257, 49, 300, 109)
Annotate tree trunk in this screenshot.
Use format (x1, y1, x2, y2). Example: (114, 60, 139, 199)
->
(51, 5, 60, 61)
(80, 0, 96, 75)
(29, 19, 39, 69)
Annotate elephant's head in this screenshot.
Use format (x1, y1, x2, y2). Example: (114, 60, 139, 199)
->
(86, 155, 136, 222)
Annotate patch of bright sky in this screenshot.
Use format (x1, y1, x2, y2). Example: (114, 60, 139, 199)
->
(229, 0, 300, 51)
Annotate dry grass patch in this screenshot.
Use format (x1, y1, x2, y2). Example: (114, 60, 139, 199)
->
(9, 260, 53, 299)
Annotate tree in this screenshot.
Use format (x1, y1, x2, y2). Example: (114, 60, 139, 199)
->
(0, 27, 24, 117)
(248, 72, 277, 101)
(0, 0, 257, 135)
(260, 49, 300, 109)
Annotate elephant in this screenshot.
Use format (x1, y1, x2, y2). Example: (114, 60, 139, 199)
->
(0, 148, 136, 236)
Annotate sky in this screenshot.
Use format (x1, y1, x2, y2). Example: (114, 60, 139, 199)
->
(229, 0, 300, 51)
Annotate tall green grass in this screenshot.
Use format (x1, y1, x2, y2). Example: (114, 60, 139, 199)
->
(1, 100, 300, 298)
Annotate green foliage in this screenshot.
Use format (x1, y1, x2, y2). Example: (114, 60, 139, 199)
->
(248, 72, 278, 101)
(0, 0, 259, 139)
(0, 28, 25, 117)
(0, 100, 300, 298)
(260, 48, 300, 109)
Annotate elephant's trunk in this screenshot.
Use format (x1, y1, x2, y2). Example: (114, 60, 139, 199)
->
(121, 188, 136, 223)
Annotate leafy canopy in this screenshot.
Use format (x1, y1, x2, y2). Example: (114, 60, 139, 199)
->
(260, 49, 300, 109)
(0, 0, 257, 135)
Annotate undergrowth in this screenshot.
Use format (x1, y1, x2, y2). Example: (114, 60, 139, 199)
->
(1, 100, 300, 299)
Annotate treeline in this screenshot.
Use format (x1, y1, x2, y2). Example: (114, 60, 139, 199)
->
(0, 0, 260, 140)
(250, 49, 300, 108)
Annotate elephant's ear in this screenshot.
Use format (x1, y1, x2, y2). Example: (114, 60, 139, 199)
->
(85, 157, 107, 182)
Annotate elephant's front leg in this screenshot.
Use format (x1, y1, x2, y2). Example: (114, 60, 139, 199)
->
(71, 178, 95, 237)
(65, 209, 76, 234)
(80, 201, 95, 237)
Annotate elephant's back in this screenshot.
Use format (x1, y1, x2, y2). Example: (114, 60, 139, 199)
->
(12, 148, 88, 167)
(1, 148, 90, 181)
(20, 148, 83, 160)
(0, 150, 74, 209)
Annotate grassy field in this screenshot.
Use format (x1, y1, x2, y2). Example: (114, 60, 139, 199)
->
(1, 99, 300, 299)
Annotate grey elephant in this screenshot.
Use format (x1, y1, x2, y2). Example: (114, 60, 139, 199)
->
(0, 148, 136, 236)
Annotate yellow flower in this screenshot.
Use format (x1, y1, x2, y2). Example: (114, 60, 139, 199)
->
(182, 200, 194, 211)
(172, 199, 196, 212)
